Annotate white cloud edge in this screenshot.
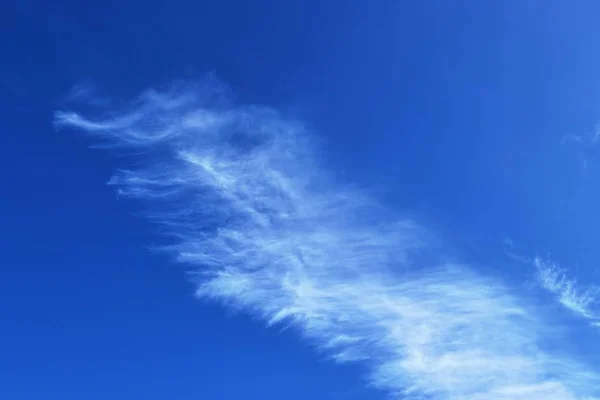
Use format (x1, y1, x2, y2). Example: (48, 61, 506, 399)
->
(55, 80, 600, 399)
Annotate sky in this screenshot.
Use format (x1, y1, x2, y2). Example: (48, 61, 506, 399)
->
(2, 1, 600, 399)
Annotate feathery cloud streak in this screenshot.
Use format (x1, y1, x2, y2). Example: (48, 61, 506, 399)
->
(534, 257, 600, 327)
(55, 79, 599, 399)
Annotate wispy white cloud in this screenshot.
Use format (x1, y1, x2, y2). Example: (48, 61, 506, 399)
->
(55, 79, 600, 399)
(561, 134, 584, 145)
(534, 257, 600, 325)
(561, 125, 600, 176)
(65, 81, 111, 106)
(561, 124, 600, 145)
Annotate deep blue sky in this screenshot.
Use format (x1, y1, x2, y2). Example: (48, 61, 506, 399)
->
(3, 1, 600, 399)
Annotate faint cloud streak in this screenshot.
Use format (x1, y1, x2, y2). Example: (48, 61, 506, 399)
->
(534, 257, 600, 325)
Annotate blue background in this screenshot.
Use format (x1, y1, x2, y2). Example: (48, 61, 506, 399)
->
(2, 1, 600, 399)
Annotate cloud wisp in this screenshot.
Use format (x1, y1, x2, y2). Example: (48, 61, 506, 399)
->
(561, 126, 600, 176)
(534, 257, 600, 327)
(55, 80, 599, 399)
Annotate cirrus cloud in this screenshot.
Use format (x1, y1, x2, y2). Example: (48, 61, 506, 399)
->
(55, 79, 600, 399)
